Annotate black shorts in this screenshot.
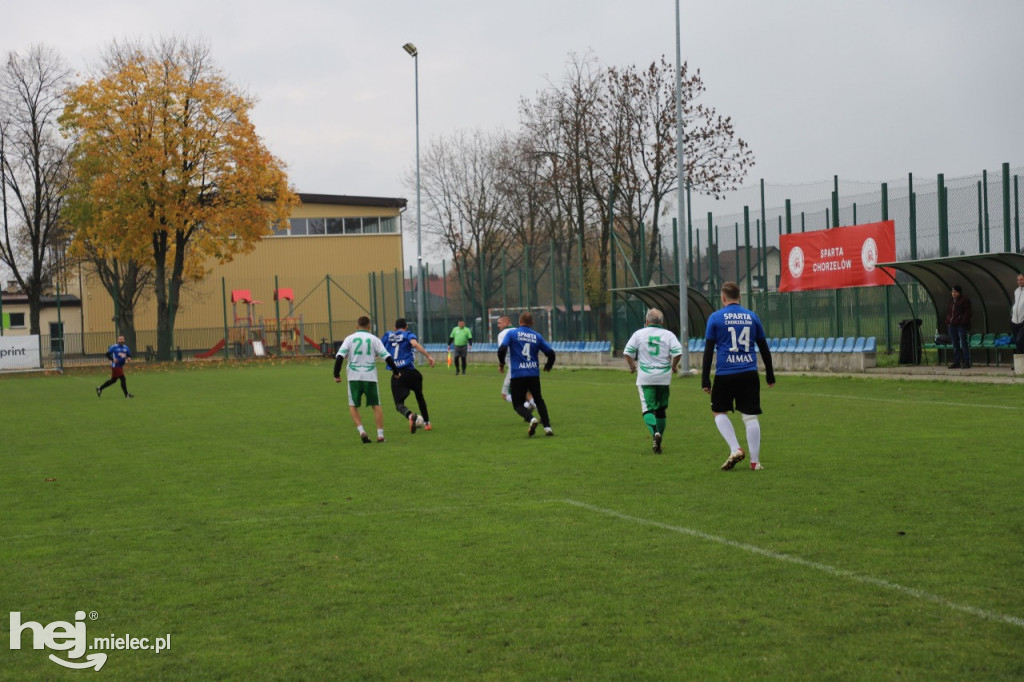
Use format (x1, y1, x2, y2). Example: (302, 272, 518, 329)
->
(710, 370, 762, 415)
(391, 366, 423, 400)
(509, 375, 543, 406)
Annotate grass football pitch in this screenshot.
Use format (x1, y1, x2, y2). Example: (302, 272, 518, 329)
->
(2, 360, 1022, 680)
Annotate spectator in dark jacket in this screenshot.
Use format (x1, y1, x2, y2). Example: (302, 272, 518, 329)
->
(945, 285, 972, 369)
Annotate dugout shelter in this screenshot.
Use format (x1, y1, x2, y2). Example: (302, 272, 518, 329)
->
(611, 284, 716, 341)
(879, 252, 1024, 334)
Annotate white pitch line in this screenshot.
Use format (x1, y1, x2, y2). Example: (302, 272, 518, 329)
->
(564, 498, 1024, 630)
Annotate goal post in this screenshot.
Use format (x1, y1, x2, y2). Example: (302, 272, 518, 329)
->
(486, 306, 553, 343)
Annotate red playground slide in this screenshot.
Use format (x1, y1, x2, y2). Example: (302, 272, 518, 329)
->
(196, 338, 225, 358)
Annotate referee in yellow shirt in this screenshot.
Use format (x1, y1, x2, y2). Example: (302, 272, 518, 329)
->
(448, 319, 473, 375)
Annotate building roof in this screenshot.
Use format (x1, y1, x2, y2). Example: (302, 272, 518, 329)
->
(692, 246, 780, 286)
(298, 193, 407, 209)
(1, 292, 81, 308)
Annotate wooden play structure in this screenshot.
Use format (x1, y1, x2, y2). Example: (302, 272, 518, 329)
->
(262, 288, 319, 355)
(198, 287, 319, 359)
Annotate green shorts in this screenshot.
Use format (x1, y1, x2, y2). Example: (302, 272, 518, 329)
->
(638, 384, 671, 413)
(348, 380, 381, 407)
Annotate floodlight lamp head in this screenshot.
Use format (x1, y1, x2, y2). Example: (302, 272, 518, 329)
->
(402, 43, 418, 57)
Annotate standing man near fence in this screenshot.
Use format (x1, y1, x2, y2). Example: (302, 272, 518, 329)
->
(623, 309, 683, 454)
(334, 316, 395, 443)
(945, 284, 972, 369)
(702, 281, 775, 471)
(96, 335, 134, 398)
(381, 318, 436, 432)
(1010, 273, 1024, 354)
(448, 319, 473, 375)
(498, 312, 556, 437)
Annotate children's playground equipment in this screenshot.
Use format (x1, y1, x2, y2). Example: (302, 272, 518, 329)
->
(263, 288, 319, 355)
(198, 288, 319, 359)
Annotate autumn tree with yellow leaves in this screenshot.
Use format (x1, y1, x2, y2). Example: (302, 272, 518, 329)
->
(61, 38, 297, 360)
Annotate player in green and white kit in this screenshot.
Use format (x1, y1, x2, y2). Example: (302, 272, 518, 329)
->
(334, 316, 396, 443)
(623, 309, 683, 454)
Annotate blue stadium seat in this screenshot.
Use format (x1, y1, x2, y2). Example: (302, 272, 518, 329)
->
(793, 338, 807, 353)
(841, 337, 855, 352)
(768, 337, 779, 352)
(863, 336, 876, 352)
(693, 338, 705, 352)
(811, 337, 825, 353)
(853, 336, 866, 353)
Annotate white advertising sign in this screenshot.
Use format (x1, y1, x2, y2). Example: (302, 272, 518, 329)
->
(0, 335, 41, 371)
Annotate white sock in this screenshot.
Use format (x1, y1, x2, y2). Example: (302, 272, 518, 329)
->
(742, 414, 761, 462)
(523, 401, 532, 410)
(357, 426, 366, 435)
(714, 414, 742, 452)
(504, 395, 512, 403)
(377, 428, 384, 439)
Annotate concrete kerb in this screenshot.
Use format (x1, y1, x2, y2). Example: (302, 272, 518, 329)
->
(552, 351, 1022, 385)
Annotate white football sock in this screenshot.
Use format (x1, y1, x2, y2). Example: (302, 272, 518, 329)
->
(742, 413, 761, 462)
(714, 414, 741, 452)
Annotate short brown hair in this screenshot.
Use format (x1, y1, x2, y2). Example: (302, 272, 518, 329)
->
(519, 312, 534, 327)
(357, 316, 371, 328)
(720, 281, 740, 301)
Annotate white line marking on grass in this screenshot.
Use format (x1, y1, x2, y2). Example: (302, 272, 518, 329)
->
(789, 391, 1021, 411)
(564, 498, 1024, 630)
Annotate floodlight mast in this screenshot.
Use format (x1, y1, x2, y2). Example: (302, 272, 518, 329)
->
(674, 0, 690, 373)
(402, 42, 424, 340)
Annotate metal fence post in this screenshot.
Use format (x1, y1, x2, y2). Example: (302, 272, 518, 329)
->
(221, 277, 230, 360)
(1003, 163, 1012, 252)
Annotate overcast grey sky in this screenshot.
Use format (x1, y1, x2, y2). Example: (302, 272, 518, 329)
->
(5, 0, 1023, 262)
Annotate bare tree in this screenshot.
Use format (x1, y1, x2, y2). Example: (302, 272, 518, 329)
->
(413, 51, 755, 340)
(495, 133, 560, 308)
(598, 57, 754, 301)
(519, 53, 606, 331)
(0, 45, 73, 335)
(418, 128, 520, 321)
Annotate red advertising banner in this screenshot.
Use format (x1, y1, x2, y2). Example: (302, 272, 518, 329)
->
(779, 220, 896, 292)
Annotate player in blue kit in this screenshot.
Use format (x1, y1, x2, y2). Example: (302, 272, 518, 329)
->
(381, 318, 436, 432)
(497, 312, 556, 437)
(96, 335, 134, 398)
(701, 281, 775, 471)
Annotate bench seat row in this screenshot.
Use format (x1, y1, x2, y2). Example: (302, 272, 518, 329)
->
(688, 336, 877, 354)
(422, 341, 612, 354)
